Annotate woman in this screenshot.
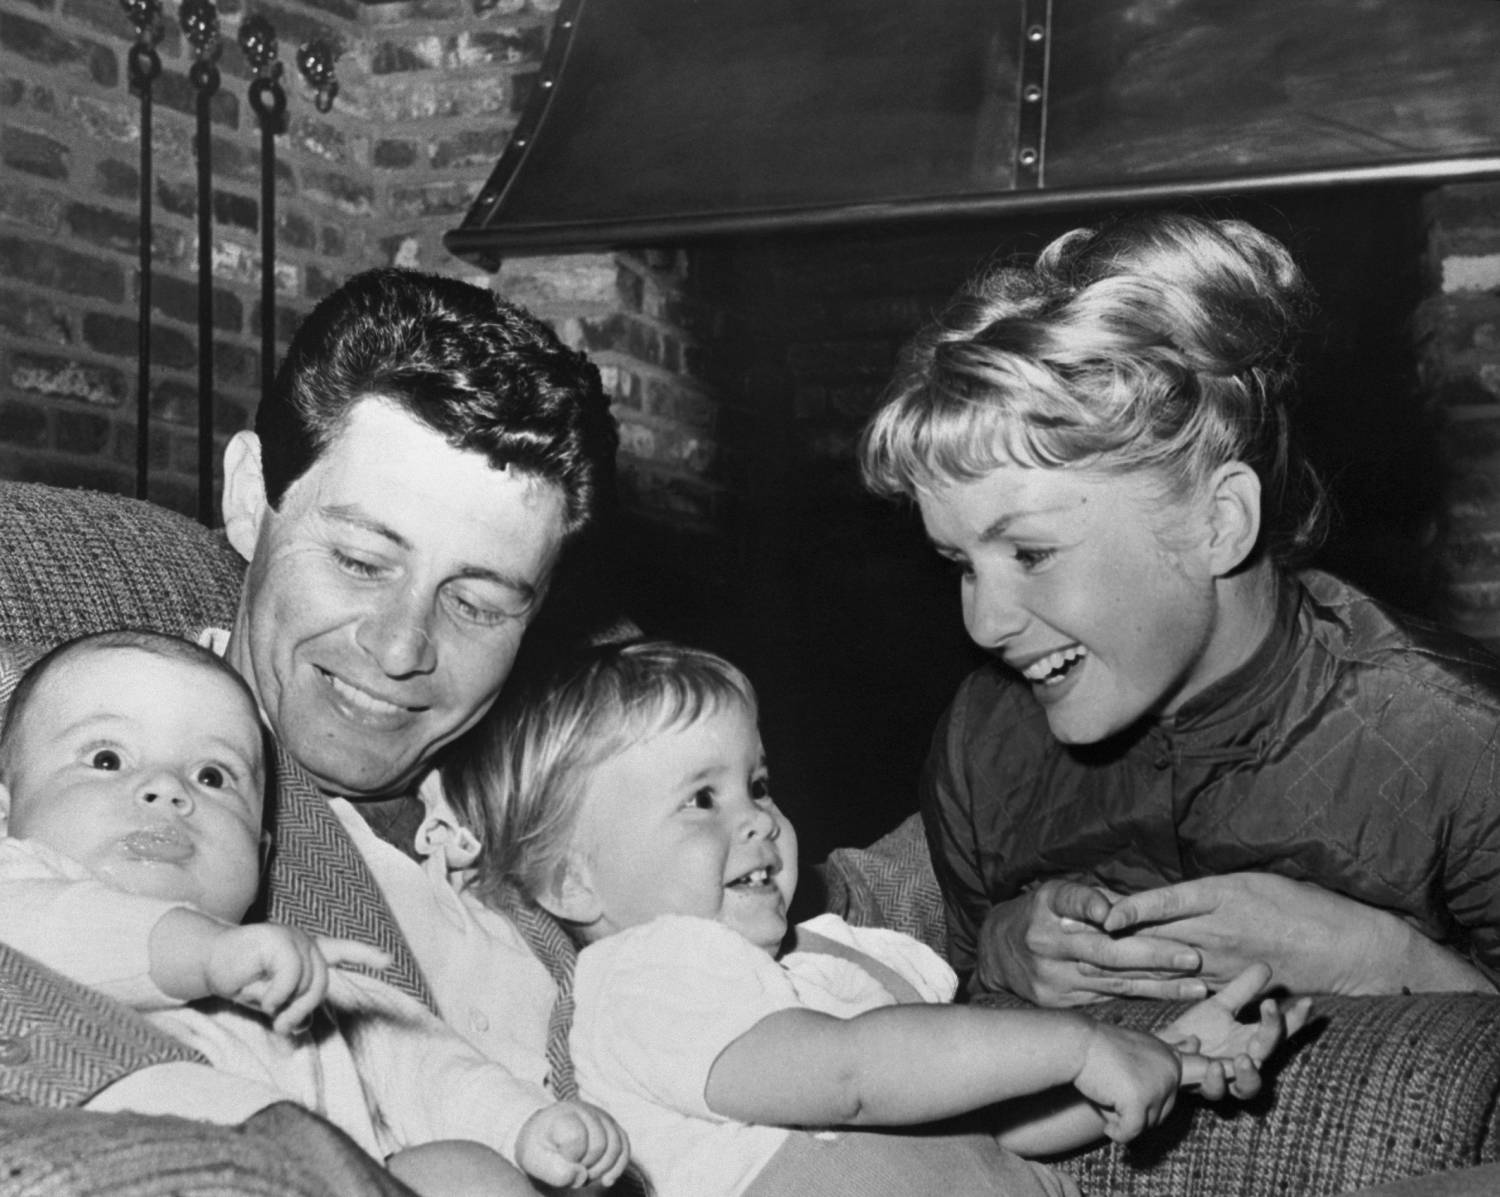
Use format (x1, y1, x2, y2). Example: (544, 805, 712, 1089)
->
(858, 211, 1500, 1008)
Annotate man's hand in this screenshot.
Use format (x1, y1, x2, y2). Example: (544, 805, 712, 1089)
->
(1159, 963, 1313, 1100)
(974, 880, 1208, 1006)
(515, 1100, 629, 1190)
(1101, 873, 1494, 996)
(205, 924, 392, 1034)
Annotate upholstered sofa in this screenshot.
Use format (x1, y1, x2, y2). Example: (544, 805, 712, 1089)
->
(2, 478, 1500, 1196)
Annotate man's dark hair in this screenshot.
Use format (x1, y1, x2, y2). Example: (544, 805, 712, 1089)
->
(256, 268, 618, 541)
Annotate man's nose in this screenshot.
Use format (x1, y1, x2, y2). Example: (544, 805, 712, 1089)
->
(139, 776, 195, 816)
(964, 567, 1027, 649)
(356, 589, 438, 677)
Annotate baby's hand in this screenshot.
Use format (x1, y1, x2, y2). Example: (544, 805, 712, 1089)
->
(205, 923, 391, 1035)
(1159, 963, 1313, 1100)
(515, 1100, 629, 1189)
(1072, 1021, 1183, 1143)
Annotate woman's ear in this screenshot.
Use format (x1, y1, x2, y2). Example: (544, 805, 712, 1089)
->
(1204, 462, 1263, 577)
(222, 431, 268, 564)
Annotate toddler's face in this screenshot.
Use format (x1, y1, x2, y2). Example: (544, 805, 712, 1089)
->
(569, 701, 797, 955)
(1, 647, 266, 923)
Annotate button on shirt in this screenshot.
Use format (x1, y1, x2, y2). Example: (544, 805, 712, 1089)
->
(330, 773, 557, 1089)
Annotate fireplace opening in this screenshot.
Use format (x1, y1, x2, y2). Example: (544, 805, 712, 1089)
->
(593, 185, 1435, 867)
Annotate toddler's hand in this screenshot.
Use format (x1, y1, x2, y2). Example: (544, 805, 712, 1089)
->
(1159, 963, 1313, 1101)
(1072, 1021, 1182, 1143)
(515, 1100, 629, 1189)
(205, 923, 391, 1035)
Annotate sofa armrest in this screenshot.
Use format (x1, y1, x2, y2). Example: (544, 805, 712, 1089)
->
(972, 990, 1500, 1197)
(819, 811, 947, 954)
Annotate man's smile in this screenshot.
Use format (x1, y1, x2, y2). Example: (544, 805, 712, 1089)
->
(317, 667, 428, 723)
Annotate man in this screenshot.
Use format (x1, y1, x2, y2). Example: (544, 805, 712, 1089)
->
(0, 268, 620, 1194)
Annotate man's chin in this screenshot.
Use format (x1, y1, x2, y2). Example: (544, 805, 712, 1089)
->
(286, 737, 424, 800)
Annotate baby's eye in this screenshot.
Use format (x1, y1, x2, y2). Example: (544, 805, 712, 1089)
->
(750, 775, 773, 802)
(686, 787, 716, 811)
(196, 765, 227, 789)
(88, 749, 121, 771)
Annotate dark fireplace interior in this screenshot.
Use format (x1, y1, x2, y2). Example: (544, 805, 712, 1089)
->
(594, 184, 1435, 865)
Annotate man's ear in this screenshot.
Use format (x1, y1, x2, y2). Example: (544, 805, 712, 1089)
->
(534, 855, 604, 929)
(1204, 462, 1263, 578)
(222, 431, 269, 564)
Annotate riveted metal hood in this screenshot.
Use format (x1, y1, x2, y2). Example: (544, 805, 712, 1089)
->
(445, 0, 1500, 267)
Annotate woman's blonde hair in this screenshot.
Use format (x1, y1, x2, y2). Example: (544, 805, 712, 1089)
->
(859, 212, 1329, 565)
(444, 639, 758, 910)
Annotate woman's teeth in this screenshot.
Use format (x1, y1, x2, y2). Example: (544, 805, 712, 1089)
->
(1022, 646, 1087, 685)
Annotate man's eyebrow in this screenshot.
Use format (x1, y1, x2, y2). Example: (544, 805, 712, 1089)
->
(322, 505, 407, 548)
(453, 566, 538, 602)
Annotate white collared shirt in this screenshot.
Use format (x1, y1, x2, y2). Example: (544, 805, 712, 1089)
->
(329, 774, 556, 1087)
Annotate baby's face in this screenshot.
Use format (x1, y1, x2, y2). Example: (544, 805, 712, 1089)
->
(570, 701, 798, 954)
(1, 647, 266, 923)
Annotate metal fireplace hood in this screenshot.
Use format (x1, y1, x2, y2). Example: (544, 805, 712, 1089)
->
(445, 0, 1500, 268)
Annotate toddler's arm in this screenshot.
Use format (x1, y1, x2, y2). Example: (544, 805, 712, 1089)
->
(705, 995, 1180, 1142)
(150, 908, 390, 1034)
(704, 964, 1304, 1156)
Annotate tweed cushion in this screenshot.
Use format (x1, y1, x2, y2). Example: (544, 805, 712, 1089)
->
(828, 812, 1500, 1195)
(0, 482, 243, 645)
(973, 991, 1500, 1197)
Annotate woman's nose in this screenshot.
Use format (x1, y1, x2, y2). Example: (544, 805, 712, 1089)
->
(964, 568, 1027, 649)
(356, 590, 437, 677)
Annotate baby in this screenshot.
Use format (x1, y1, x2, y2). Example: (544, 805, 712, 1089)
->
(0, 629, 627, 1197)
(446, 639, 1310, 1197)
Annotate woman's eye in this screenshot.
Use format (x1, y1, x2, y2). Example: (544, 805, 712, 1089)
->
(88, 749, 121, 771)
(196, 766, 226, 789)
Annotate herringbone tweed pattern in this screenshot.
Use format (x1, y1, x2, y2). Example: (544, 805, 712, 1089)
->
(263, 742, 436, 1010)
(490, 884, 580, 1098)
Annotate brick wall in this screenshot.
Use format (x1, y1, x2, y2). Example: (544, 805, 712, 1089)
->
(1421, 181, 1500, 649)
(0, 0, 730, 545)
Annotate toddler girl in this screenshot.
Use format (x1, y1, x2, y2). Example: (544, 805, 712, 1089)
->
(447, 638, 1307, 1197)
